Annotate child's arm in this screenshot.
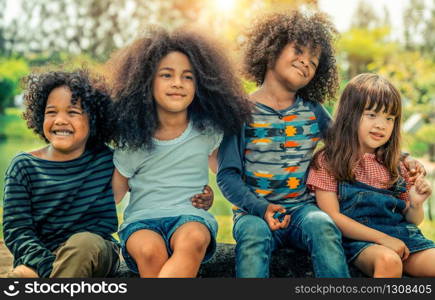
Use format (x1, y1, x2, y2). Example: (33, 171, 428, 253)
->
(316, 189, 410, 260)
(404, 175, 432, 225)
(112, 168, 129, 204)
(217, 133, 270, 218)
(208, 148, 218, 174)
(3, 174, 56, 277)
(402, 155, 426, 183)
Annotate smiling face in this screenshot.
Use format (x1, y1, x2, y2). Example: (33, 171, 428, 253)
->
(358, 107, 396, 154)
(271, 42, 320, 92)
(152, 51, 195, 118)
(43, 86, 90, 160)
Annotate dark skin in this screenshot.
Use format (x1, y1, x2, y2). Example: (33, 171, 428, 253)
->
(252, 44, 426, 231)
(191, 185, 214, 210)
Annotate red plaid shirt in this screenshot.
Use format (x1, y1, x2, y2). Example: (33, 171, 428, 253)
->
(307, 152, 410, 202)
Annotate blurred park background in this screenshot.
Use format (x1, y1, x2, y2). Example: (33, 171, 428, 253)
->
(0, 0, 434, 243)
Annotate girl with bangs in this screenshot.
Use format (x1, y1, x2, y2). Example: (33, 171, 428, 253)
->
(307, 73, 435, 278)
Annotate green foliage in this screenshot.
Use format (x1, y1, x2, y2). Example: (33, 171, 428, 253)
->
(0, 78, 15, 112)
(337, 27, 397, 78)
(242, 79, 258, 94)
(0, 108, 39, 140)
(368, 51, 435, 108)
(0, 57, 29, 113)
(416, 124, 435, 145)
(408, 139, 429, 158)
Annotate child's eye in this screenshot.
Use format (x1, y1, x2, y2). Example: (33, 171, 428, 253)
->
(310, 61, 318, 69)
(45, 110, 56, 115)
(184, 75, 194, 80)
(294, 47, 303, 54)
(160, 73, 171, 78)
(386, 117, 395, 121)
(69, 110, 82, 115)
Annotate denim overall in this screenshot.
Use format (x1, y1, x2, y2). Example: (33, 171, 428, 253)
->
(338, 177, 435, 262)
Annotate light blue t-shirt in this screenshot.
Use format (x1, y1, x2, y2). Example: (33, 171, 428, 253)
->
(114, 121, 222, 234)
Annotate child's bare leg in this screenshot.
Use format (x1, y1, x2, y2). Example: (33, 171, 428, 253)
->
(7, 265, 39, 278)
(158, 222, 210, 278)
(403, 248, 435, 277)
(354, 245, 403, 278)
(126, 229, 168, 278)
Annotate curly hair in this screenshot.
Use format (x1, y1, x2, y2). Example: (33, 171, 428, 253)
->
(242, 10, 339, 103)
(105, 27, 252, 150)
(22, 69, 112, 150)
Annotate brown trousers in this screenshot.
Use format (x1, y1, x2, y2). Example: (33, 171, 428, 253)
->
(50, 232, 119, 278)
(7, 232, 119, 278)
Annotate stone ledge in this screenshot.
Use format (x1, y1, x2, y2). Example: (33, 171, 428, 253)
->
(113, 243, 365, 278)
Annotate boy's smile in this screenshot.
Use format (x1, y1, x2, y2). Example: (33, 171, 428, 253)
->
(43, 86, 90, 160)
(271, 42, 320, 91)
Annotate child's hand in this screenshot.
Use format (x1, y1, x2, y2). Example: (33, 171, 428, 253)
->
(409, 175, 432, 208)
(191, 185, 213, 210)
(403, 156, 426, 183)
(377, 235, 410, 261)
(263, 204, 290, 231)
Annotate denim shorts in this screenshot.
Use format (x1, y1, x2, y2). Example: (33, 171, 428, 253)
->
(119, 215, 217, 274)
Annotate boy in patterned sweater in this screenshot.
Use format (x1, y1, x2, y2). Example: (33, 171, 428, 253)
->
(218, 10, 424, 278)
(217, 10, 349, 278)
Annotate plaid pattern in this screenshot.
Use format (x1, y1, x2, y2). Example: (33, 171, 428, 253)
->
(307, 152, 410, 202)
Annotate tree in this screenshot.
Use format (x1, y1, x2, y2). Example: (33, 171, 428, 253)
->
(338, 27, 397, 78)
(403, 0, 426, 51)
(0, 58, 29, 113)
(350, 0, 381, 30)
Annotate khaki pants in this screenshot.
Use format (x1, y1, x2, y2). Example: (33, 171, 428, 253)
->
(7, 232, 119, 278)
(50, 232, 119, 278)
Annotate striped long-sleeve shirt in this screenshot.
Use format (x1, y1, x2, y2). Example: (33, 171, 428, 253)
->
(2, 146, 118, 278)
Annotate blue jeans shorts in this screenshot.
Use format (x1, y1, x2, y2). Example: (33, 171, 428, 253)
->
(119, 215, 217, 274)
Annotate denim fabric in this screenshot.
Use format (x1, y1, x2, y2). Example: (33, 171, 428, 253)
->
(119, 215, 217, 274)
(338, 178, 435, 262)
(233, 203, 350, 278)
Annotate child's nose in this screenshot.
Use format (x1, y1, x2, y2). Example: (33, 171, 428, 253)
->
(375, 119, 387, 129)
(299, 56, 309, 68)
(172, 77, 183, 88)
(54, 113, 68, 124)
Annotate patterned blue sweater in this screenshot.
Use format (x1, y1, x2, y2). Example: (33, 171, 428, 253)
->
(217, 97, 331, 218)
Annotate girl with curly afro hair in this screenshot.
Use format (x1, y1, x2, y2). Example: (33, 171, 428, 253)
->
(3, 70, 119, 278)
(217, 10, 351, 278)
(106, 27, 251, 278)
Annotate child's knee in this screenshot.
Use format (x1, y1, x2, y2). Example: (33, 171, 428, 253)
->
(375, 251, 403, 274)
(176, 226, 211, 254)
(133, 242, 167, 263)
(7, 265, 39, 278)
(303, 210, 340, 237)
(234, 215, 272, 241)
(62, 232, 106, 258)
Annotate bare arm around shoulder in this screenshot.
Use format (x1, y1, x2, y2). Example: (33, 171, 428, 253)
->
(112, 168, 129, 204)
(315, 189, 410, 260)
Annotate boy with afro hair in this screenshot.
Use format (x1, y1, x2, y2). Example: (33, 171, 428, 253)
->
(217, 10, 350, 278)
